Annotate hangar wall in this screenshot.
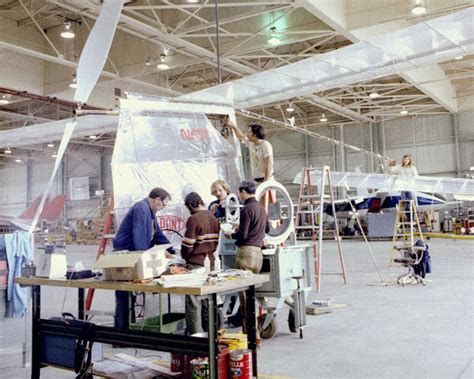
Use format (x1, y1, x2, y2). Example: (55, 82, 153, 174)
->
(0, 111, 472, 220)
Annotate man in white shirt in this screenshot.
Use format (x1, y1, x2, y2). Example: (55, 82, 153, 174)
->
(226, 119, 274, 182)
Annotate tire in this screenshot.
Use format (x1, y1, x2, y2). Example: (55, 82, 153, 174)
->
(258, 314, 277, 339)
(288, 309, 297, 333)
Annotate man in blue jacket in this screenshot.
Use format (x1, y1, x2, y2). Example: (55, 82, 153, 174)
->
(113, 187, 175, 329)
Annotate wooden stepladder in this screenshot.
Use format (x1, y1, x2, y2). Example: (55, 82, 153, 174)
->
(390, 199, 424, 267)
(294, 166, 347, 292)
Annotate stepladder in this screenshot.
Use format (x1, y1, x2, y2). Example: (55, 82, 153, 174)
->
(294, 166, 347, 292)
(390, 199, 424, 267)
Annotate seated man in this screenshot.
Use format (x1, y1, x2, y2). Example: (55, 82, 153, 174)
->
(181, 192, 220, 335)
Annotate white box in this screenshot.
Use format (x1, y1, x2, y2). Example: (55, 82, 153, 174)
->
(93, 245, 170, 281)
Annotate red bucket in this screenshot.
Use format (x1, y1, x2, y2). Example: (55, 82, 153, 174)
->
(228, 349, 252, 379)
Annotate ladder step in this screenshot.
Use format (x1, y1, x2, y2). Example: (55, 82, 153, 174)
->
(299, 195, 320, 199)
(296, 226, 320, 230)
(297, 211, 319, 214)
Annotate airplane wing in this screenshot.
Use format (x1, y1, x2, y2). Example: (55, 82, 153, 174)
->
(293, 170, 474, 195)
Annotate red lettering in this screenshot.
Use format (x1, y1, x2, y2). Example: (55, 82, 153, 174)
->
(179, 128, 209, 141)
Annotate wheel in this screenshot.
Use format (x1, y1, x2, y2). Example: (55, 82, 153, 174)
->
(258, 314, 277, 339)
(288, 309, 297, 333)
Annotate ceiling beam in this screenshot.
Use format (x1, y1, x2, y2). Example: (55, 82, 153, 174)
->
(299, 0, 459, 113)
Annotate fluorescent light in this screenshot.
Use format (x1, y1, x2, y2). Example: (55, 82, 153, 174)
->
(400, 107, 409, 115)
(0, 95, 9, 105)
(52, 153, 58, 158)
(455, 55, 464, 60)
(89, 135, 97, 139)
(14, 158, 22, 163)
(268, 26, 281, 46)
(60, 21, 75, 39)
(288, 116, 295, 126)
(286, 103, 295, 113)
(411, 1, 426, 15)
(47, 143, 54, 148)
(469, 166, 474, 171)
(369, 91, 380, 99)
(5, 148, 12, 154)
(320, 114, 328, 122)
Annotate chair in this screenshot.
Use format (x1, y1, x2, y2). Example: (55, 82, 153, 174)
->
(393, 243, 428, 286)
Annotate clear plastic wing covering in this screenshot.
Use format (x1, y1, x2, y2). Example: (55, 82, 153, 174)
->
(179, 8, 473, 108)
(112, 96, 244, 245)
(293, 170, 474, 195)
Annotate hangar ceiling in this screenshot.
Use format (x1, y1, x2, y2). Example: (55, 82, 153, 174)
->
(0, 0, 473, 163)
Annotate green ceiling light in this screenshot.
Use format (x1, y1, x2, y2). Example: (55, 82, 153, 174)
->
(268, 26, 281, 46)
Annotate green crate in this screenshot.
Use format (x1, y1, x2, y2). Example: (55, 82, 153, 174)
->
(130, 313, 186, 334)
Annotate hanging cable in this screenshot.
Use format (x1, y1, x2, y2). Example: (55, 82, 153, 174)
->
(214, 0, 222, 84)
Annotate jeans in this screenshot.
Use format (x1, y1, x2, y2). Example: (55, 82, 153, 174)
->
(115, 291, 136, 329)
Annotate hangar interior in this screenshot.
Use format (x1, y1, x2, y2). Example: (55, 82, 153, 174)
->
(0, 1, 473, 378)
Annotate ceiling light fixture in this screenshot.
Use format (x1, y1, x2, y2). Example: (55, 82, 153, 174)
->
(286, 103, 295, 113)
(69, 74, 77, 89)
(411, 0, 426, 15)
(455, 55, 464, 60)
(89, 135, 97, 139)
(268, 26, 281, 46)
(0, 95, 9, 105)
(60, 20, 75, 39)
(14, 158, 22, 163)
(5, 148, 12, 154)
(157, 54, 169, 70)
(288, 116, 295, 126)
(52, 153, 58, 158)
(400, 107, 409, 115)
(320, 113, 328, 122)
(369, 90, 380, 99)
(47, 142, 54, 148)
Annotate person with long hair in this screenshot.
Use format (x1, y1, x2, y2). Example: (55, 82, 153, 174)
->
(389, 154, 418, 204)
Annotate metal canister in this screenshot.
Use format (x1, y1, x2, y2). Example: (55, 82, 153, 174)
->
(190, 358, 209, 379)
(228, 349, 252, 379)
(171, 353, 184, 373)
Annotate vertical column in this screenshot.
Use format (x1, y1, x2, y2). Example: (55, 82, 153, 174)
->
(78, 288, 85, 320)
(304, 134, 310, 167)
(453, 113, 462, 178)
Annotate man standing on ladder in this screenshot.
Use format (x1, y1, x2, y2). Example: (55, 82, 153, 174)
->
(225, 118, 274, 183)
(112, 187, 176, 330)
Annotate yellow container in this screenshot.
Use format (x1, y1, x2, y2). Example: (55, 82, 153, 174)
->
(220, 332, 247, 351)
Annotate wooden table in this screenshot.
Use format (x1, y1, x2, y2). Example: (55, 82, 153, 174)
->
(15, 275, 269, 379)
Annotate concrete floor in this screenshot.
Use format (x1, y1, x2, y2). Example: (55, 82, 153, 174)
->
(0, 239, 473, 378)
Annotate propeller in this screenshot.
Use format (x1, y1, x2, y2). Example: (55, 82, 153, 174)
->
(74, 0, 124, 103)
(29, 0, 124, 233)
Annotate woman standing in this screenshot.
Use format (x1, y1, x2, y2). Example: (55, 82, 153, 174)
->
(389, 154, 418, 204)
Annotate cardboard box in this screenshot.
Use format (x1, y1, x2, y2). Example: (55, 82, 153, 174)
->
(93, 245, 170, 281)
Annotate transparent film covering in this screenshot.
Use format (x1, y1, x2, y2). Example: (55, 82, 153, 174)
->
(294, 170, 474, 195)
(112, 97, 244, 246)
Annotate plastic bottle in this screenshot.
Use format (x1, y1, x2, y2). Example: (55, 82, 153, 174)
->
(204, 255, 211, 273)
(214, 255, 221, 272)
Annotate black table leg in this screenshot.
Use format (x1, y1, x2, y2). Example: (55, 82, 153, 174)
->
(245, 285, 257, 378)
(207, 293, 218, 379)
(78, 288, 85, 320)
(31, 285, 41, 379)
